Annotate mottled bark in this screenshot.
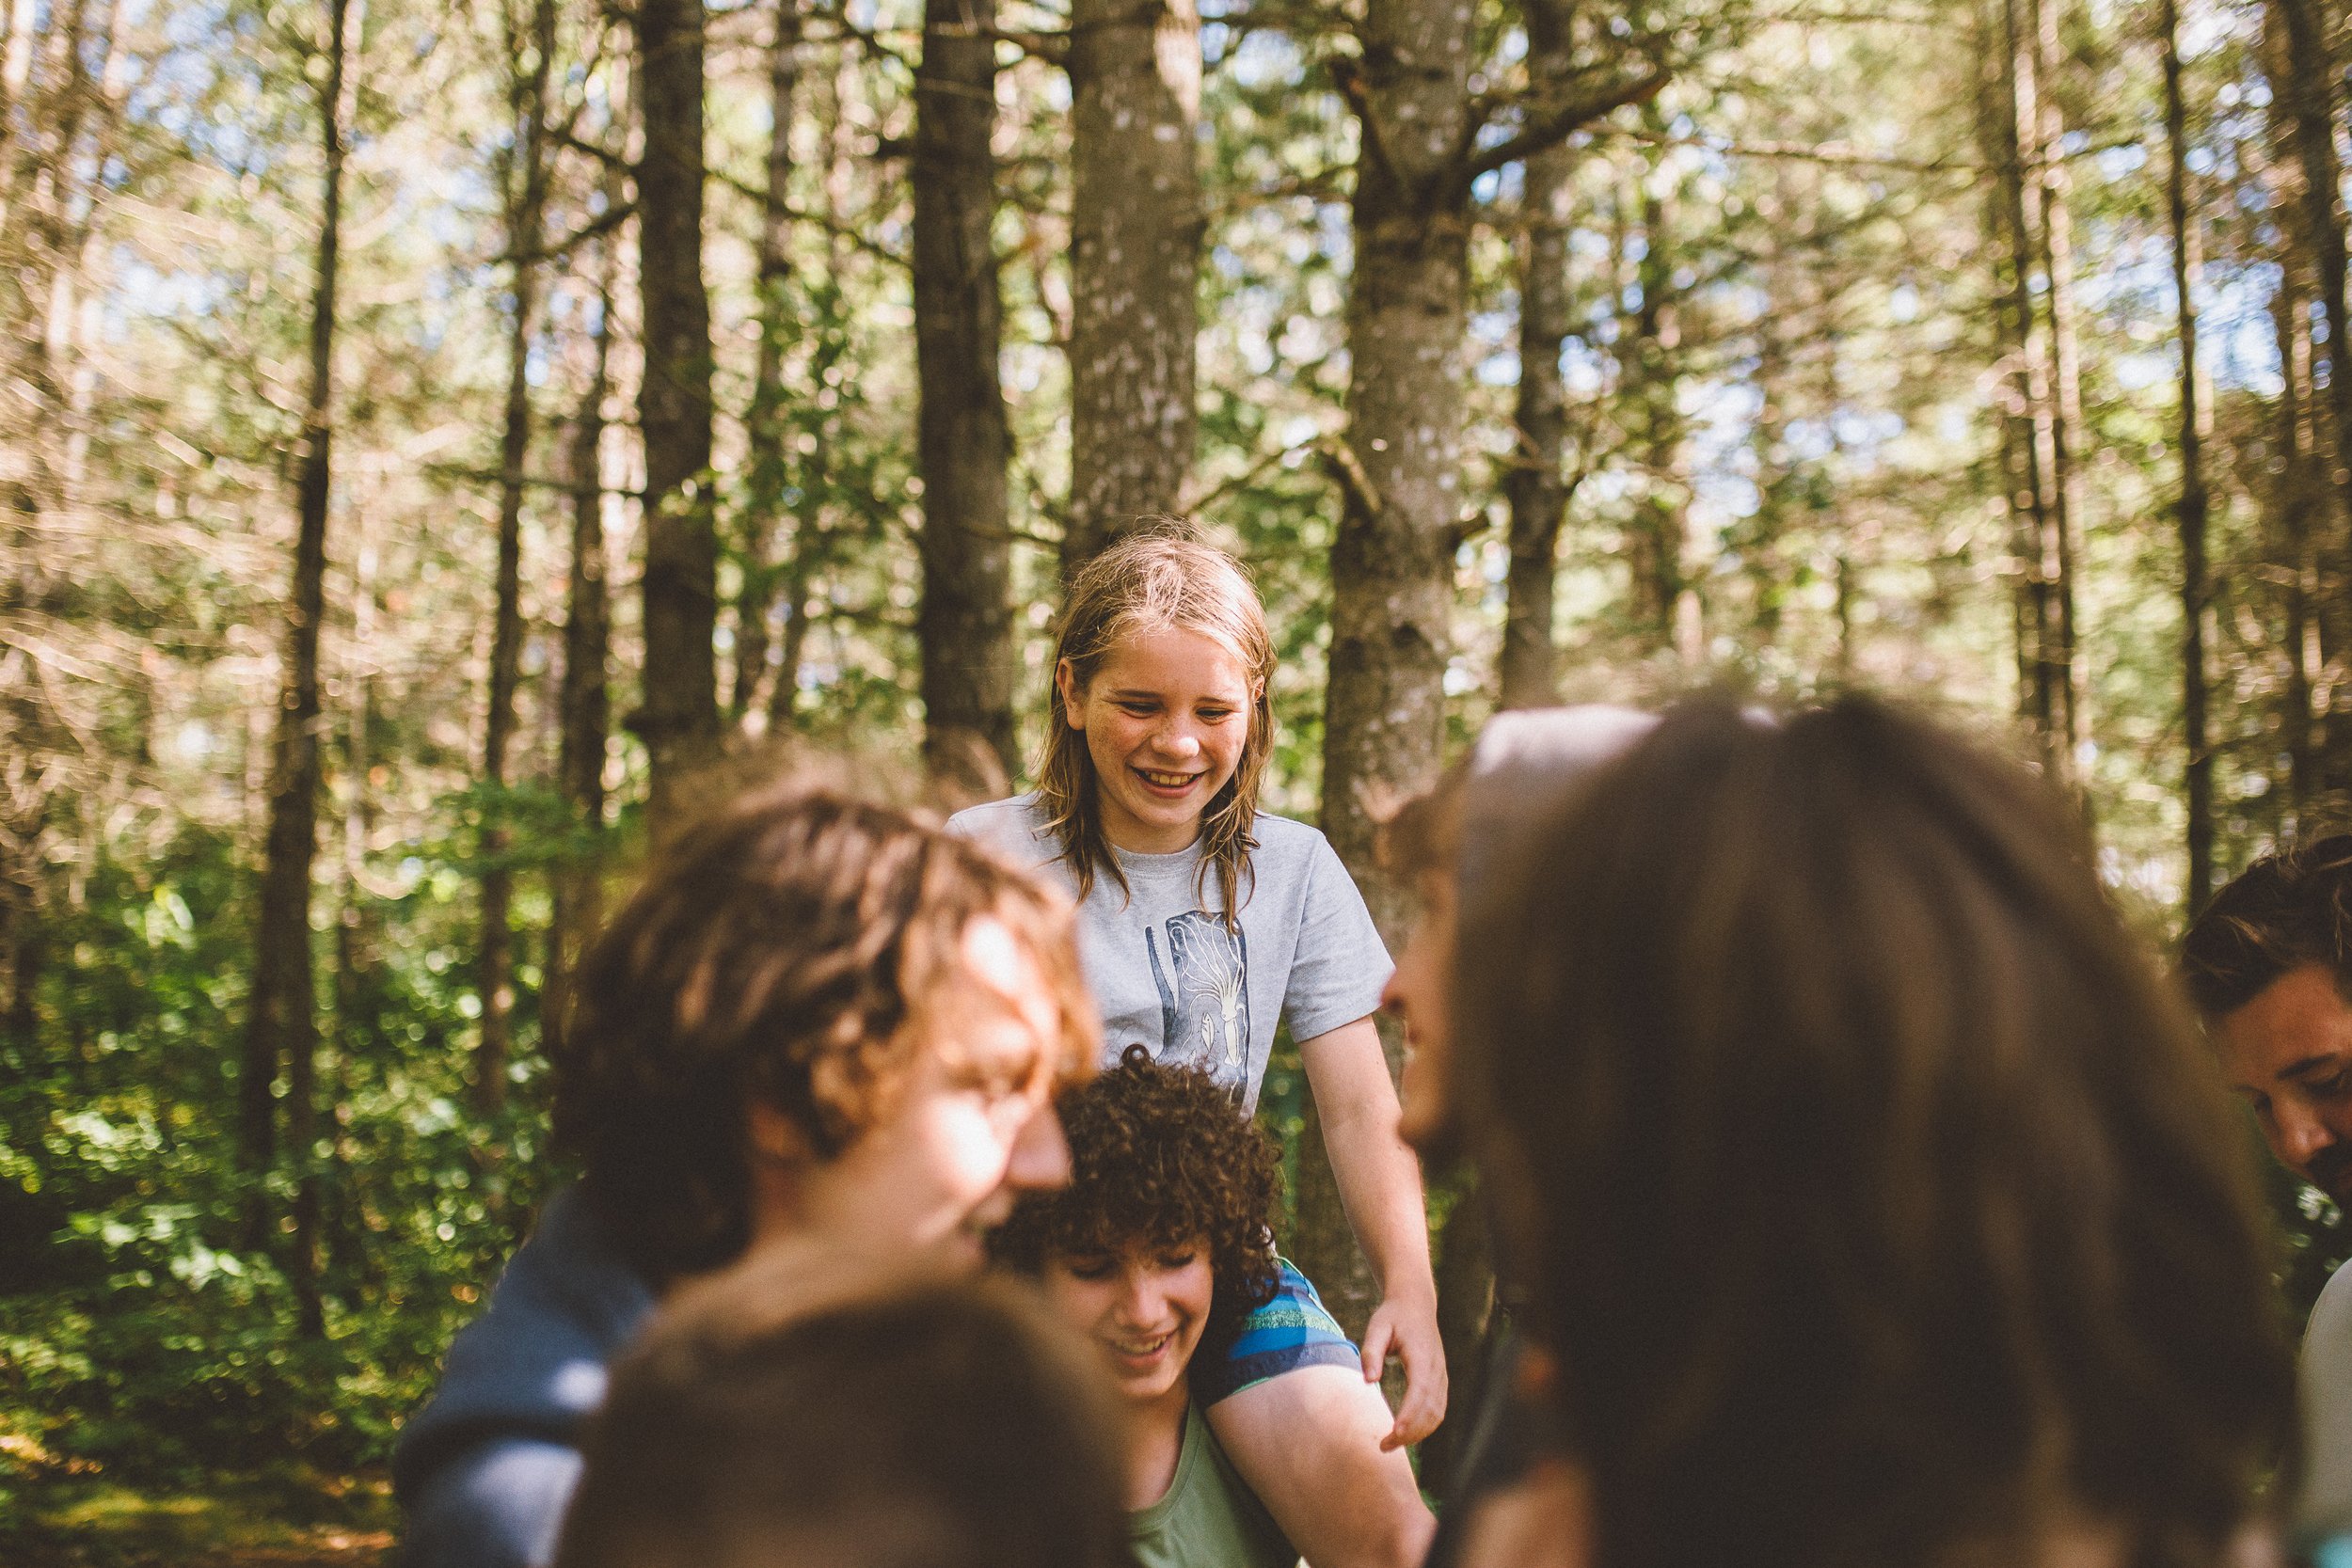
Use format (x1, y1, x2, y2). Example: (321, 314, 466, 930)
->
(1305, 0, 1667, 1333)
(1304, 0, 1478, 1336)
(244, 0, 352, 1313)
(1062, 0, 1201, 576)
(477, 0, 556, 1116)
(730, 0, 801, 721)
(2161, 0, 2211, 914)
(633, 0, 720, 833)
(913, 0, 1016, 784)
(1498, 0, 1574, 710)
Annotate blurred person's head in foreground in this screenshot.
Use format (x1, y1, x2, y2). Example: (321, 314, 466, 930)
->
(551, 1277, 1132, 1568)
(1377, 705, 1658, 1160)
(1450, 693, 2295, 1568)
(2181, 833, 2352, 1205)
(551, 784, 1099, 1289)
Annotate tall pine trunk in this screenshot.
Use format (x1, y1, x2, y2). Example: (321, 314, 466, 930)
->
(2026, 0, 2086, 784)
(730, 0, 800, 722)
(1498, 0, 1575, 710)
(634, 0, 720, 832)
(913, 0, 1016, 786)
(2161, 0, 2211, 913)
(477, 0, 555, 1116)
(1305, 0, 1477, 1336)
(549, 153, 621, 1060)
(1062, 0, 1201, 575)
(1977, 0, 2040, 729)
(2271, 0, 2352, 795)
(1307, 0, 1666, 1336)
(1626, 170, 1694, 660)
(243, 0, 353, 1329)
(1989, 0, 2070, 779)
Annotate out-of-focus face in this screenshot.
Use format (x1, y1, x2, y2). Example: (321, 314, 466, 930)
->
(1041, 1239, 1215, 1407)
(1387, 867, 1458, 1153)
(1059, 626, 1255, 856)
(786, 916, 1074, 1271)
(2217, 963, 2352, 1206)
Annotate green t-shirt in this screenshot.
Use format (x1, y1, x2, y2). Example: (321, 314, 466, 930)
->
(1129, 1403, 1298, 1568)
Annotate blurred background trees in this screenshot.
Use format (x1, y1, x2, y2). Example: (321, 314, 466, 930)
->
(7, 0, 2352, 1532)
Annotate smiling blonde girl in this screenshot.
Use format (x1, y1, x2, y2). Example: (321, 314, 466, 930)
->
(951, 527, 1439, 1568)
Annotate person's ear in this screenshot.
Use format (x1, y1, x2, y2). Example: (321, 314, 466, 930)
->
(747, 1101, 818, 1166)
(1056, 659, 1086, 731)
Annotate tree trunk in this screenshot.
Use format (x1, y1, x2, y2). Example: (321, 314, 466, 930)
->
(327, 510, 378, 1290)
(477, 0, 555, 1117)
(633, 0, 720, 833)
(1626, 170, 1690, 657)
(2025, 0, 2085, 786)
(913, 0, 1017, 786)
(1421, 1173, 1496, 1485)
(4, 883, 38, 1052)
(730, 0, 800, 723)
(2270, 262, 2322, 816)
(1987, 0, 2068, 779)
(2271, 0, 2352, 796)
(1062, 0, 1201, 576)
(1498, 0, 1574, 710)
(243, 0, 352, 1313)
(549, 207, 619, 1060)
(1305, 0, 1477, 1336)
(2161, 0, 2212, 914)
(1304, 0, 1666, 1335)
(2261, 0, 2328, 816)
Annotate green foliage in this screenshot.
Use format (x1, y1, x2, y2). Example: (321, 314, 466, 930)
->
(2, 822, 564, 1490)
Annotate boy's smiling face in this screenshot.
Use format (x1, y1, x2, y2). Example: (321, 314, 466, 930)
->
(1059, 625, 1255, 856)
(757, 916, 1076, 1272)
(1041, 1238, 1215, 1406)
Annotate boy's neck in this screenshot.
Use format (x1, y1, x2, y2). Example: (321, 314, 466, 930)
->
(1122, 1379, 1193, 1512)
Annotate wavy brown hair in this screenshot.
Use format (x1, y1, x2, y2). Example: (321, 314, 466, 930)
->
(992, 1046, 1281, 1354)
(2182, 832, 2352, 1018)
(1453, 695, 2295, 1568)
(553, 784, 1098, 1284)
(1037, 525, 1275, 923)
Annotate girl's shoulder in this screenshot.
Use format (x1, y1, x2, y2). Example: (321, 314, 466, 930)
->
(1248, 809, 1338, 860)
(944, 793, 1057, 869)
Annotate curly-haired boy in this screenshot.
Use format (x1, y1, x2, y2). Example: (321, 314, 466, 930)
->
(993, 1047, 1427, 1568)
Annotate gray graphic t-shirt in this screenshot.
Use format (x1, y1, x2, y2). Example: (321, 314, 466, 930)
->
(948, 794, 1391, 1113)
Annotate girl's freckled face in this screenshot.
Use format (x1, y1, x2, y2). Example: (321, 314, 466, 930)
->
(1061, 626, 1254, 857)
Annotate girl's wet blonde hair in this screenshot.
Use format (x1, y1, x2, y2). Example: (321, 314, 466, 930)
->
(1038, 526, 1276, 923)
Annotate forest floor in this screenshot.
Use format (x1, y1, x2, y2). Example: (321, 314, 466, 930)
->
(1, 1467, 393, 1567)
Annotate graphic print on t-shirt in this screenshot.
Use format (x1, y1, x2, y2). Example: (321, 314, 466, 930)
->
(1144, 911, 1251, 1095)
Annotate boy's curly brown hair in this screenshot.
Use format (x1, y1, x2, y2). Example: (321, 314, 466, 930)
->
(991, 1047, 1281, 1352)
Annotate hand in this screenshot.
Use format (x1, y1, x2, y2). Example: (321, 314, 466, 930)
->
(1360, 1290, 1449, 1450)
